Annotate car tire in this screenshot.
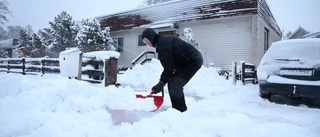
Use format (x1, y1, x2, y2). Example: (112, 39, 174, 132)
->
(259, 89, 271, 99)
(304, 97, 320, 108)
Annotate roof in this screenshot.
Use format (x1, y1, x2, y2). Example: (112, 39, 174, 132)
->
(95, 0, 281, 35)
(288, 26, 309, 39)
(303, 31, 320, 38)
(0, 39, 18, 49)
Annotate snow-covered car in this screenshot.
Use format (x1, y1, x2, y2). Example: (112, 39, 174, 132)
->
(257, 39, 320, 99)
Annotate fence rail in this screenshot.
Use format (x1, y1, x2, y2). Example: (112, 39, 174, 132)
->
(0, 57, 118, 87)
(241, 62, 257, 85)
(231, 61, 257, 85)
(0, 58, 60, 75)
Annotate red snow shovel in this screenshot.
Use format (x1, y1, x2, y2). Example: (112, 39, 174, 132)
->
(136, 89, 164, 112)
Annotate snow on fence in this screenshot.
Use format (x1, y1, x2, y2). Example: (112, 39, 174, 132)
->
(82, 56, 118, 87)
(231, 61, 257, 85)
(0, 55, 118, 87)
(0, 57, 60, 75)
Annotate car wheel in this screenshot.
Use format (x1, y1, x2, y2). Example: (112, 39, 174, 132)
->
(303, 97, 320, 108)
(259, 89, 271, 99)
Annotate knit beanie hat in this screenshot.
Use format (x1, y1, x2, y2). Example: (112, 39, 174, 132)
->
(141, 28, 159, 47)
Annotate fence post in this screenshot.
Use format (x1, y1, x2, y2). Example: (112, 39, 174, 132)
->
(7, 60, 10, 73)
(104, 59, 109, 87)
(77, 53, 83, 80)
(41, 59, 45, 75)
(241, 62, 245, 85)
(108, 57, 118, 85)
(232, 61, 237, 85)
(22, 58, 26, 75)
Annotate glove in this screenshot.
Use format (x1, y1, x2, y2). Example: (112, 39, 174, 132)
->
(151, 81, 166, 94)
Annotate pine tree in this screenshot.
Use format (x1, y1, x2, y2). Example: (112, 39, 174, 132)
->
(0, 0, 11, 25)
(17, 25, 46, 57)
(184, 28, 200, 49)
(6, 26, 23, 38)
(76, 18, 106, 52)
(49, 11, 79, 57)
(0, 0, 9, 56)
(30, 33, 46, 58)
(0, 0, 12, 56)
(0, 27, 9, 40)
(76, 19, 115, 52)
(38, 28, 54, 48)
(103, 27, 116, 51)
(18, 26, 34, 57)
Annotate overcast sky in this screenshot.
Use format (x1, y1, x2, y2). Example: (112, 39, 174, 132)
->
(6, 0, 320, 33)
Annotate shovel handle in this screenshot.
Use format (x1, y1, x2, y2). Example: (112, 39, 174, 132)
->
(147, 89, 164, 97)
(147, 89, 156, 97)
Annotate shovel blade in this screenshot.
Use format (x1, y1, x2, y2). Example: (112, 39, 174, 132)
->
(136, 94, 164, 112)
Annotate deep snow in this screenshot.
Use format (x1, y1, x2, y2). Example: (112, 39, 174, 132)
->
(0, 59, 320, 137)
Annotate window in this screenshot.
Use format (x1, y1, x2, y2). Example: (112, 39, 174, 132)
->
(13, 39, 19, 46)
(112, 37, 124, 52)
(264, 28, 269, 52)
(138, 35, 146, 46)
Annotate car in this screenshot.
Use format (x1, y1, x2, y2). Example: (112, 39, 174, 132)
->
(257, 39, 320, 101)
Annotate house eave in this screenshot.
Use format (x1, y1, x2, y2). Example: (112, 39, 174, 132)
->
(96, 0, 263, 32)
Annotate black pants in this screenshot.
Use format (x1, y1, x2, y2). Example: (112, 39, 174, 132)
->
(167, 54, 203, 112)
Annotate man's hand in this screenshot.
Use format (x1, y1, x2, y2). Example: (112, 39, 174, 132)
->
(151, 81, 166, 94)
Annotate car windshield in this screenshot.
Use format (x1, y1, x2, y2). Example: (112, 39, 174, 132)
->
(262, 39, 320, 62)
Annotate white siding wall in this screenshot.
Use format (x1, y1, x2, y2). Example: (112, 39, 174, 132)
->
(110, 29, 155, 68)
(178, 15, 254, 70)
(111, 15, 281, 70)
(255, 16, 281, 67)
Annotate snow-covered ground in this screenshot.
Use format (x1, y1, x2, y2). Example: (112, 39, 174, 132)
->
(1, 59, 319, 137)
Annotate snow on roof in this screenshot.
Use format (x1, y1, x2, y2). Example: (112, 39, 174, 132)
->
(288, 26, 309, 39)
(95, 0, 185, 19)
(303, 31, 320, 38)
(96, 0, 281, 36)
(148, 23, 174, 29)
(59, 47, 81, 54)
(0, 39, 15, 49)
(97, 0, 258, 29)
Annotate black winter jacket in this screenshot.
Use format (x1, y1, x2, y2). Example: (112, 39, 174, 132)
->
(156, 35, 201, 83)
(141, 28, 202, 83)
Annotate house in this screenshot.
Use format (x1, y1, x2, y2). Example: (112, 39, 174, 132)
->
(303, 31, 320, 38)
(287, 26, 320, 39)
(0, 38, 19, 58)
(95, 0, 282, 70)
(287, 26, 309, 39)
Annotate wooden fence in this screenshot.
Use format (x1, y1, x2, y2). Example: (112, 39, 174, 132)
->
(0, 57, 118, 87)
(82, 57, 117, 87)
(0, 57, 60, 75)
(241, 62, 257, 85)
(231, 61, 257, 85)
